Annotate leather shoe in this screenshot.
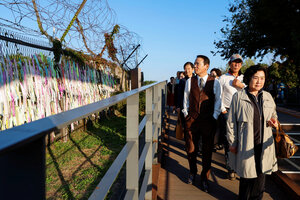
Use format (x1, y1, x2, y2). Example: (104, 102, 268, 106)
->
(200, 180, 209, 193)
(216, 144, 224, 150)
(197, 150, 202, 156)
(187, 173, 196, 184)
(228, 170, 236, 180)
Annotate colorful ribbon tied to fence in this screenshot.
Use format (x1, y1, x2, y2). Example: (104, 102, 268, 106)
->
(0, 50, 117, 131)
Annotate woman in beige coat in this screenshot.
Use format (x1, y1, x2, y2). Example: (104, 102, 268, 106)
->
(227, 65, 278, 200)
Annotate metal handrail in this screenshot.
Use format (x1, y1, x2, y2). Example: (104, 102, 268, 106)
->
(139, 114, 149, 136)
(0, 80, 166, 200)
(88, 141, 135, 200)
(139, 169, 151, 200)
(139, 142, 151, 177)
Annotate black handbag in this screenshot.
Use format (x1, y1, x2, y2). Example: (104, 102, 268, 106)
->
(273, 121, 298, 158)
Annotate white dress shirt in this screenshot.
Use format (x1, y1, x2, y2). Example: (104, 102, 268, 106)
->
(219, 73, 244, 112)
(182, 74, 221, 120)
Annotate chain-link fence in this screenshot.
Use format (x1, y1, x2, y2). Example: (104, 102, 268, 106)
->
(0, 27, 53, 58)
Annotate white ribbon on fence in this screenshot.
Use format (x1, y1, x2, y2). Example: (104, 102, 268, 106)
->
(0, 52, 117, 130)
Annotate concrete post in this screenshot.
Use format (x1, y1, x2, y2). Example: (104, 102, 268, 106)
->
(153, 84, 159, 164)
(145, 87, 153, 200)
(126, 93, 139, 200)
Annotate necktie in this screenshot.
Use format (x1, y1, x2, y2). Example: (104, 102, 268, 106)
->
(199, 77, 204, 90)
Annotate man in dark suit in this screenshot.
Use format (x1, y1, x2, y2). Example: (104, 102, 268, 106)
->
(182, 55, 221, 192)
(176, 62, 194, 120)
(175, 62, 194, 143)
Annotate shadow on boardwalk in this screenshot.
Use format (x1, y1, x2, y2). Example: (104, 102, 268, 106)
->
(157, 109, 286, 200)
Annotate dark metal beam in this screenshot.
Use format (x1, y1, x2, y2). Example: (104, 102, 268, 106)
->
(135, 54, 148, 68)
(120, 44, 140, 69)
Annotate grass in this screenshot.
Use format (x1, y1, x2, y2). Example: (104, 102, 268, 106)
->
(46, 115, 126, 200)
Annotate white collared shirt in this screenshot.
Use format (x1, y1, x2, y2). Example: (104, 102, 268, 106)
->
(182, 74, 221, 119)
(219, 72, 244, 112)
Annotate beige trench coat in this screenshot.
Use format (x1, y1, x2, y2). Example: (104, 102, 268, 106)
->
(227, 89, 278, 178)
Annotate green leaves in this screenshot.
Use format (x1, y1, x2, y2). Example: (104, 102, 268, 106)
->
(268, 61, 299, 88)
(214, 0, 300, 65)
(214, 0, 300, 89)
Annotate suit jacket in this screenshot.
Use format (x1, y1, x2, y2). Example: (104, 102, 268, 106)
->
(176, 77, 188, 109)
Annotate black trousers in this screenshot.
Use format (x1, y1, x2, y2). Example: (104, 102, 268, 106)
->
(219, 112, 229, 154)
(186, 117, 216, 180)
(219, 112, 235, 172)
(238, 144, 265, 200)
(238, 174, 265, 200)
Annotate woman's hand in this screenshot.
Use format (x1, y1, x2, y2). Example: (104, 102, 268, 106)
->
(267, 118, 278, 129)
(229, 146, 237, 154)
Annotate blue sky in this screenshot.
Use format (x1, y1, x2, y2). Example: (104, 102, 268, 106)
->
(109, 0, 233, 81)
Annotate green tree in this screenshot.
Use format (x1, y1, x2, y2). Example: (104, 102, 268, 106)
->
(142, 80, 156, 86)
(268, 61, 299, 88)
(214, 0, 300, 65)
(241, 58, 255, 73)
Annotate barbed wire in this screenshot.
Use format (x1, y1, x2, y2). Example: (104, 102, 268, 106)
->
(0, 0, 116, 53)
(0, 0, 143, 66)
(0, 17, 43, 37)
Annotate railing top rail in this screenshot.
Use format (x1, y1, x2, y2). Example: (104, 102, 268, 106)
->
(0, 81, 166, 154)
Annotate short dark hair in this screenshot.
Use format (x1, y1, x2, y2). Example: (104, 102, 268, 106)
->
(183, 62, 194, 70)
(196, 55, 210, 66)
(243, 65, 268, 86)
(210, 68, 222, 77)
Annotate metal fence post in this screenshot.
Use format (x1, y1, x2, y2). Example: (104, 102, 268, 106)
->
(163, 82, 167, 117)
(145, 87, 153, 200)
(126, 93, 139, 200)
(157, 84, 162, 139)
(164, 81, 167, 108)
(161, 82, 166, 119)
(153, 84, 159, 164)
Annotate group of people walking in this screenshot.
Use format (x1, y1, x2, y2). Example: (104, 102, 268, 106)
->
(167, 54, 279, 199)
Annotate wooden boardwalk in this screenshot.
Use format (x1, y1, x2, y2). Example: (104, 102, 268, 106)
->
(157, 111, 286, 200)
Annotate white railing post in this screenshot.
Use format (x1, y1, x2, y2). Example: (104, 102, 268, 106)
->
(126, 93, 139, 200)
(153, 84, 159, 164)
(157, 83, 162, 139)
(164, 81, 167, 108)
(145, 87, 153, 200)
(163, 81, 167, 111)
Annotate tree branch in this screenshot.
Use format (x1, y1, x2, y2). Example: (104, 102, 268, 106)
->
(31, 0, 53, 41)
(75, 18, 96, 57)
(60, 0, 87, 42)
